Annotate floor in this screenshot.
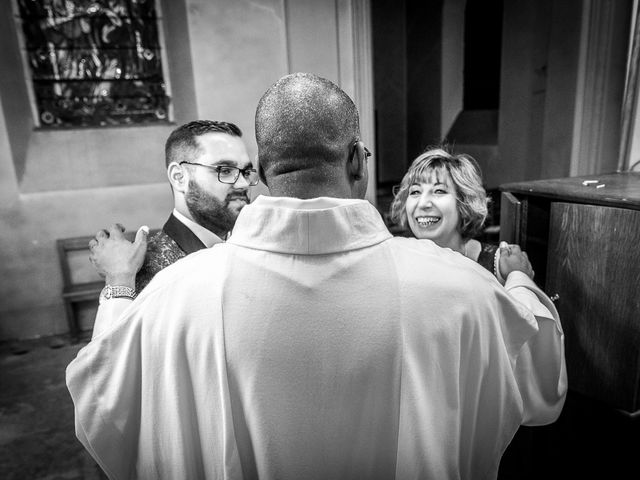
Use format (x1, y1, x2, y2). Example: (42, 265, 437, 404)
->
(0, 334, 106, 480)
(2, 332, 639, 479)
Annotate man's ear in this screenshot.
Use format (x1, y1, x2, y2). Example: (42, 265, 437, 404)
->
(258, 158, 268, 187)
(167, 162, 188, 193)
(348, 141, 367, 181)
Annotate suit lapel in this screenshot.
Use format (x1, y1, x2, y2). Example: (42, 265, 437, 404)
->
(162, 214, 207, 255)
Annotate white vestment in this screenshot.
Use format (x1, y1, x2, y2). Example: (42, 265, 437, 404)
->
(67, 196, 565, 480)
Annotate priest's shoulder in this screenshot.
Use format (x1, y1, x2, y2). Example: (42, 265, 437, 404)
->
(139, 245, 229, 294)
(385, 236, 497, 290)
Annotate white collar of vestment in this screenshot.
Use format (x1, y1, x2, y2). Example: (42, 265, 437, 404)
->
(172, 208, 224, 248)
(227, 195, 392, 255)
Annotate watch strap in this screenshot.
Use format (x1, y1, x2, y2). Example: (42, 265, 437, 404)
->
(99, 285, 137, 304)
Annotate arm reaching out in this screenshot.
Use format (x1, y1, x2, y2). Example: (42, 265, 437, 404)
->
(496, 241, 566, 425)
(89, 225, 149, 339)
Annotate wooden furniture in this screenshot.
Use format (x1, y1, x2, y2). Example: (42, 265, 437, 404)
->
(498, 172, 640, 479)
(500, 172, 640, 413)
(57, 235, 105, 339)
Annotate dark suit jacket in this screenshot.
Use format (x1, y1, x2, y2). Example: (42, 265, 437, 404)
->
(135, 214, 207, 292)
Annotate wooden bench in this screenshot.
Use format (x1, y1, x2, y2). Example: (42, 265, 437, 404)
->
(56, 229, 158, 338)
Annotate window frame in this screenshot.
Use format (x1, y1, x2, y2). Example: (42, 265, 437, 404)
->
(11, 0, 174, 129)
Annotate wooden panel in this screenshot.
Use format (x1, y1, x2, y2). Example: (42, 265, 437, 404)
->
(546, 202, 640, 412)
(520, 196, 551, 290)
(500, 193, 552, 289)
(499, 191, 522, 244)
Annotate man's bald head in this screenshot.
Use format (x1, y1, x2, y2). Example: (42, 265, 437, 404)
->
(255, 73, 360, 183)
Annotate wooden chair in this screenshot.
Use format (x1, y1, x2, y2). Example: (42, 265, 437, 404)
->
(56, 235, 104, 339)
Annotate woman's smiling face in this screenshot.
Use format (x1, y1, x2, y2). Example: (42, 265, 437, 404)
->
(404, 169, 462, 249)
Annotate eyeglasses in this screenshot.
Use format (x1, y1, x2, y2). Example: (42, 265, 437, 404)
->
(179, 161, 260, 186)
(352, 141, 373, 159)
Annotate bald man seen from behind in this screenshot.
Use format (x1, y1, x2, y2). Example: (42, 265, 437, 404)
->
(66, 73, 564, 480)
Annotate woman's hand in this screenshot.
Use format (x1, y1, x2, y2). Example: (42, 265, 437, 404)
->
(498, 241, 534, 279)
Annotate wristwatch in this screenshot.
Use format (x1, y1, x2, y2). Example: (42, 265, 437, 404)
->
(99, 285, 137, 304)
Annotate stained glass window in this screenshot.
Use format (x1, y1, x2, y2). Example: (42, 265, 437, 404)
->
(15, 0, 171, 128)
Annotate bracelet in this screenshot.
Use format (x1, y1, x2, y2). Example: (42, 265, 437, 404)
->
(99, 285, 137, 304)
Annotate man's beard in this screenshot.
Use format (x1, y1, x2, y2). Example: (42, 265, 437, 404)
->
(185, 179, 249, 238)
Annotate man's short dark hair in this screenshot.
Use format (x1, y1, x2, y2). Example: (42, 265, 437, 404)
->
(165, 120, 242, 167)
(255, 73, 360, 177)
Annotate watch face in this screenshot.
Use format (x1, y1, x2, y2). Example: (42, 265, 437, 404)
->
(104, 286, 113, 299)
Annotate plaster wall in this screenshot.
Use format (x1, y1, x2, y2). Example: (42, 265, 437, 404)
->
(0, 87, 173, 338)
(406, 1, 443, 158)
(630, 87, 640, 169)
(372, 0, 407, 184)
(0, 8, 31, 184)
(441, 0, 464, 141)
(0, 0, 371, 340)
(497, 0, 547, 187)
(499, 0, 628, 184)
(185, 0, 288, 156)
(497, 0, 583, 186)
(0, 183, 173, 339)
(540, 0, 583, 180)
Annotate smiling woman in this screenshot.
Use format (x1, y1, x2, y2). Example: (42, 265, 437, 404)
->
(389, 148, 539, 283)
(404, 163, 463, 250)
(389, 148, 499, 268)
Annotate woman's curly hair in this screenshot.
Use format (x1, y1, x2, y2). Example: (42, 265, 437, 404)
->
(389, 147, 489, 240)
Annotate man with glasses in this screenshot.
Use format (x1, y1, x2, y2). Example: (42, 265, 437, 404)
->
(88, 120, 257, 336)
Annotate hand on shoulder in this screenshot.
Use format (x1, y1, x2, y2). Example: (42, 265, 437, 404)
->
(89, 224, 149, 287)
